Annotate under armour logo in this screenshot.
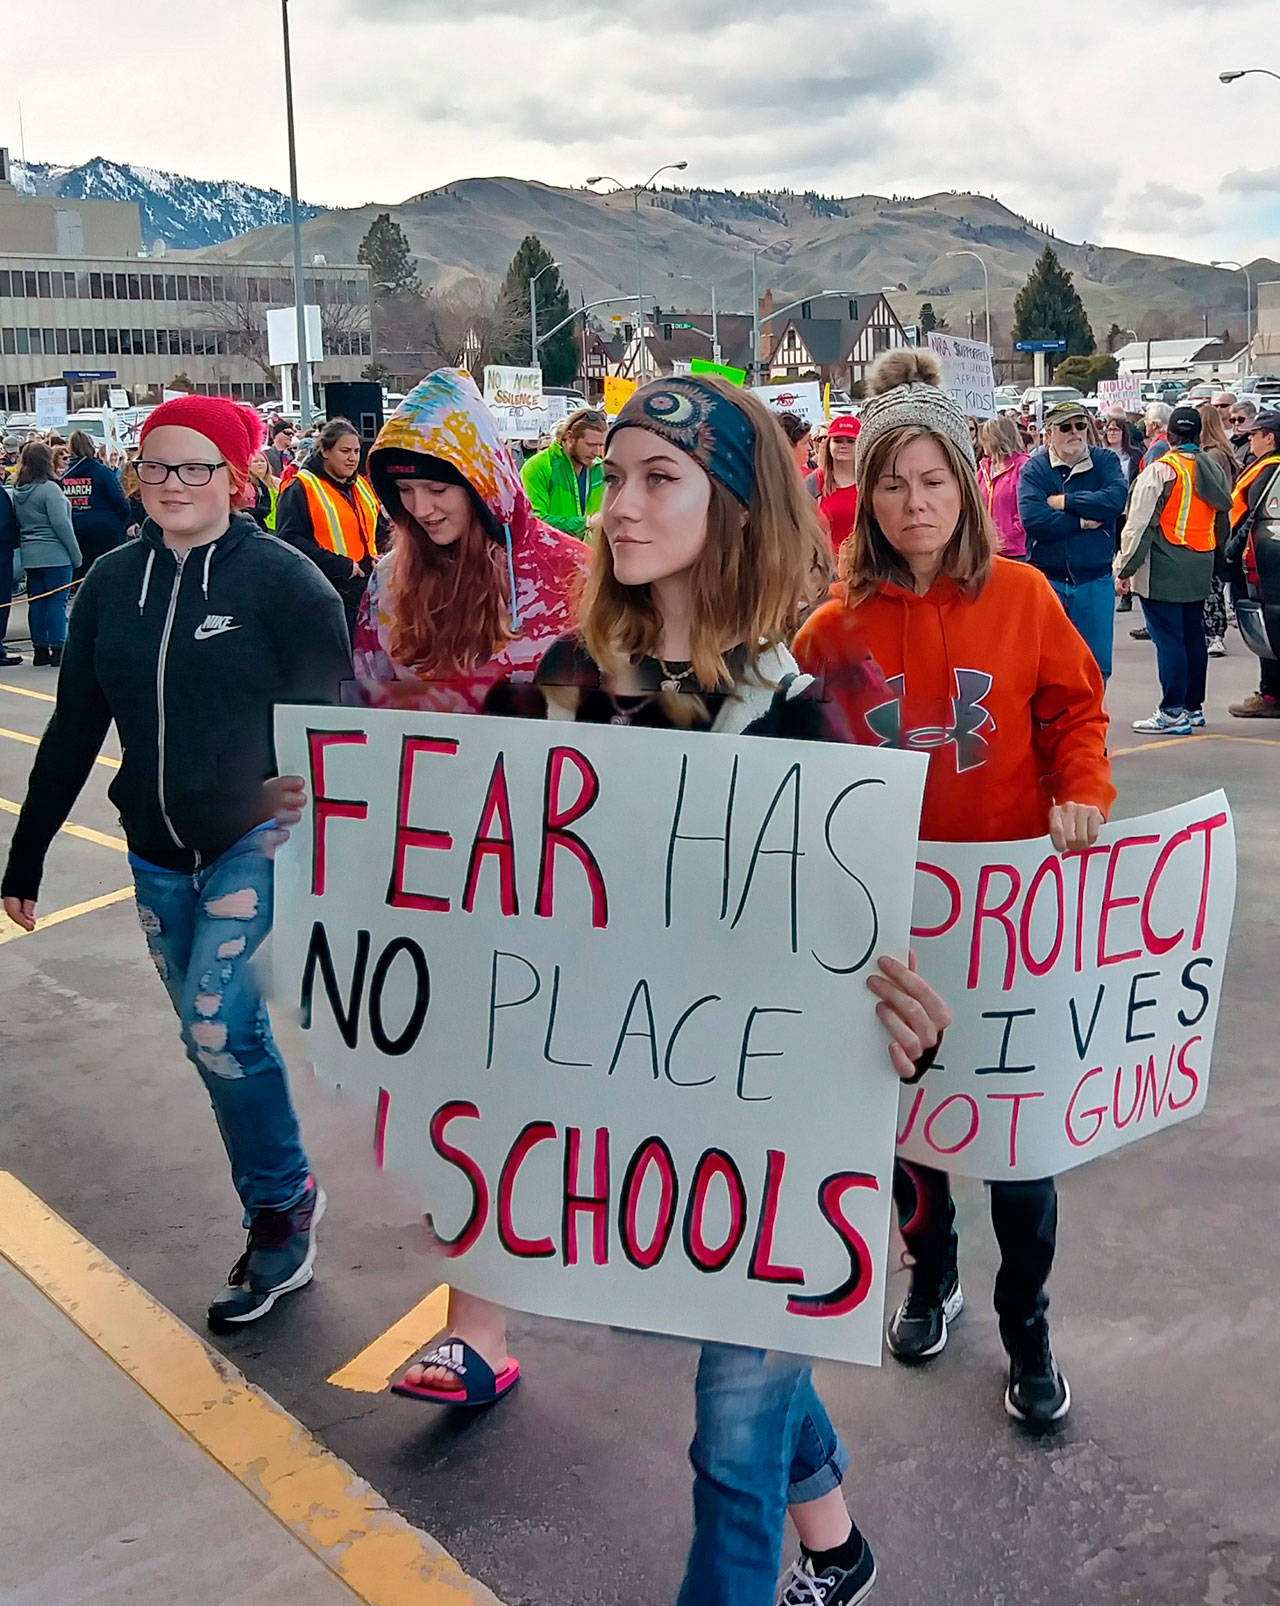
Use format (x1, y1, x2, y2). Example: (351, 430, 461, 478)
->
(865, 668, 996, 773)
(194, 614, 241, 641)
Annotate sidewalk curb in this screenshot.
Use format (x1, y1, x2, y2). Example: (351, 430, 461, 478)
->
(0, 1171, 504, 1606)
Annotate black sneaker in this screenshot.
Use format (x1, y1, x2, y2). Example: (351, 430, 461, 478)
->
(1130, 626, 1150, 640)
(776, 1538, 876, 1604)
(1003, 1317, 1071, 1430)
(886, 1269, 963, 1361)
(207, 1178, 326, 1329)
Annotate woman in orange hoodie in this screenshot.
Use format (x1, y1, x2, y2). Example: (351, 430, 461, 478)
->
(794, 348, 1115, 1432)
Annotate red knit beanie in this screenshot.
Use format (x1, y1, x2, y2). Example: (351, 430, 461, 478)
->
(139, 395, 265, 506)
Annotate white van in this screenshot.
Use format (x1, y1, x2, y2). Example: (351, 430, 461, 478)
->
(65, 408, 124, 455)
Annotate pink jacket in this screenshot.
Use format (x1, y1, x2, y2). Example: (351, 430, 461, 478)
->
(978, 451, 1029, 558)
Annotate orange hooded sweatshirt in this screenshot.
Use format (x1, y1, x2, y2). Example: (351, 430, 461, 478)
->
(793, 557, 1115, 844)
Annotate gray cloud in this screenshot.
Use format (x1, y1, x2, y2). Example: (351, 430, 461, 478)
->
(1222, 166, 1280, 194)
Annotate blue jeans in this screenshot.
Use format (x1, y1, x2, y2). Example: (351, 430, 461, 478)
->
(1140, 597, 1208, 715)
(1046, 572, 1114, 679)
(0, 544, 13, 645)
(678, 1344, 849, 1606)
(129, 825, 311, 1216)
(25, 563, 73, 647)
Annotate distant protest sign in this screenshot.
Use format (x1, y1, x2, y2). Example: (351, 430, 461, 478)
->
(603, 375, 637, 415)
(1097, 377, 1143, 414)
(926, 334, 997, 419)
(34, 387, 69, 431)
(273, 707, 927, 1364)
(752, 381, 824, 428)
(897, 795, 1236, 1180)
(484, 366, 543, 409)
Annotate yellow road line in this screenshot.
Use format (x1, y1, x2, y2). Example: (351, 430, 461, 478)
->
(0, 886, 134, 945)
(0, 1173, 502, 1606)
(0, 682, 57, 704)
(0, 723, 119, 769)
(1112, 730, 1280, 757)
(0, 795, 127, 852)
(328, 1285, 451, 1394)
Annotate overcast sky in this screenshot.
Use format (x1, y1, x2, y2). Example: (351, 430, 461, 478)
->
(10, 0, 1280, 266)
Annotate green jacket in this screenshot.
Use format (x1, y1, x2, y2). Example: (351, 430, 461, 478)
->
(520, 442, 602, 539)
(1115, 447, 1233, 603)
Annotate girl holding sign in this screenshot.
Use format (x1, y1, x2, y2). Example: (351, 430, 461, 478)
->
(794, 348, 1115, 1431)
(527, 376, 950, 1606)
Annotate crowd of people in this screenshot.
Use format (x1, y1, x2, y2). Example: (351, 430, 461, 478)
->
(0, 350, 1271, 1605)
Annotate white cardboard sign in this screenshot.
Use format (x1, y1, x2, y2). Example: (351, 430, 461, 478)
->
(34, 387, 69, 431)
(1097, 377, 1143, 415)
(273, 706, 927, 1365)
(484, 366, 543, 409)
(897, 795, 1235, 1180)
(926, 333, 997, 419)
(752, 382, 825, 428)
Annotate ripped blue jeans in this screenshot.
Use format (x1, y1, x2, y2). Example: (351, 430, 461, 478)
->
(130, 824, 311, 1216)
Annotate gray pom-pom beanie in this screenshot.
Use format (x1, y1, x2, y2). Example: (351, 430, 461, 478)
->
(854, 348, 976, 480)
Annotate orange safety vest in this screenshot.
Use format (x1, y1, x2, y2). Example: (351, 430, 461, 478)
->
(297, 469, 379, 562)
(1156, 450, 1217, 552)
(1230, 452, 1280, 527)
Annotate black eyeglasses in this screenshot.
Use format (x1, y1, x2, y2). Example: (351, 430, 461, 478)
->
(135, 460, 227, 486)
(1053, 418, 1090, 433)
(1229, 415, 1249, 424)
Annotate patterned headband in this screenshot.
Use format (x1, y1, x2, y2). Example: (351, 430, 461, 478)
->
(607, 378, 756, 506)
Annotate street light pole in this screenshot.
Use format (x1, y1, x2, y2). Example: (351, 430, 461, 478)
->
(529, 259, 561, 368)
(677, 274, 722, 364)
(946, 249, 990, 345)
(1212, 259, 1254, 373)
(588, 163, 687, 385)
(281, 0, 312, 426)
(1219, 67, 1280, 84)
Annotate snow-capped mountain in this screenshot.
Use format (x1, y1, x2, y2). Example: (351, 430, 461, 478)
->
(10, 156, 324, 251)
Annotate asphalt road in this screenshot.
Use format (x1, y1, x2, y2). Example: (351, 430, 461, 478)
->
(1, 620, 1277, 1606)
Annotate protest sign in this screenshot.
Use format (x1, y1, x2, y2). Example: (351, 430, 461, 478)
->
(690, 358, 747, 386)
(752, 382, 825, 428)
(490, 402, 550, 439)
(273, 707, 927, 1364)
(1097, 377, 1143, 415)
(926, 333, 997, 419)
(484, 366, 543, 409)
(603, 375, 637, 415)
(34, 387, 69, 431)
(896, 794, 1235, 1181)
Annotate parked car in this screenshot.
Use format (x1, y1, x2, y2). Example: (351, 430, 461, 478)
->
(1020, 384, 1086, 412)
(993, 385, 1023, 413)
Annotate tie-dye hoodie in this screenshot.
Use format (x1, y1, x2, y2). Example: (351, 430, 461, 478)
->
(353, 368, 588, 711)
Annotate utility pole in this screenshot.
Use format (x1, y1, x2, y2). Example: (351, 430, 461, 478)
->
(281, 0, 312, 425)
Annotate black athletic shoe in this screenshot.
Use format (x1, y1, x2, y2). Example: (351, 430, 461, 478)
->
(1003, 1317, 1071, 1430)
(886, 1269, 963, 1361)
(207, 1178, 325, 1329)
(1130, 626, 1150, 640)
(776, 1538, 877, 1604)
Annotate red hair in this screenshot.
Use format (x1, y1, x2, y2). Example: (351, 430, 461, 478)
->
(385, 510, 513, 676)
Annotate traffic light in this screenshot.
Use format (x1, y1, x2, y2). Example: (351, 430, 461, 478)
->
(663, 323, 673, 341)
(848, 299, 859, 321)
(624, 323, 634, 341)
(801, 301, 812, 319)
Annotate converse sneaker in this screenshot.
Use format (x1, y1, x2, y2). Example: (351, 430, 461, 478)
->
(887, 1268, 963, 1361)
(1003, 1316, 1071, 1430)
(208, 1178, 325, 1329)
(1132, 708, 1193, 735)
(1229, 692, 1280, 718)
(777, 1539, 877, 1605)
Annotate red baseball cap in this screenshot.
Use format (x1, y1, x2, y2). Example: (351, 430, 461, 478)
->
(826, 414, 861, 439)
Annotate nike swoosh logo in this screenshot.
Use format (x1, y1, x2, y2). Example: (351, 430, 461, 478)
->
(193, 624, 242, 641)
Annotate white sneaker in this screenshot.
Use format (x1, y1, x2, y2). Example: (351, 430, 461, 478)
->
(1132, 708, 1193, 735)
(1187, 709, 1206, 727)
(1207, 637, 1227, 657)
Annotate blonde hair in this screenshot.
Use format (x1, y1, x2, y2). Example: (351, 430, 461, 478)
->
(839, 423, 996, 602)
(580, 375, 832, 692)
(979, 414, 1024, 460)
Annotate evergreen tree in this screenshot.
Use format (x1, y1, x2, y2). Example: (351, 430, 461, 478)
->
(358, 213, 421, 299)
(1012, 247, 1095, 364)
(493, 235, 577, 385)
(919, 300, 938, 335)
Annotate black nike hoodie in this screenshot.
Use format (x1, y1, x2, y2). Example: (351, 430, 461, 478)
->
(2, 514, 352, 902)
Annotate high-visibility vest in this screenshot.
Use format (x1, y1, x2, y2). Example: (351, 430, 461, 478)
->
(297, 468, 378, 561)
(1157, 450, 1217, 552)
(1230, 452, 1280, 528)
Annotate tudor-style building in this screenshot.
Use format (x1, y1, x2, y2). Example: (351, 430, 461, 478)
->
(766, 293, 910, 390)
